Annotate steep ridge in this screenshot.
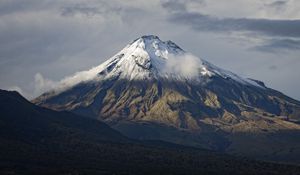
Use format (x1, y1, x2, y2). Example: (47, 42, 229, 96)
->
(32, 35, 300, 162)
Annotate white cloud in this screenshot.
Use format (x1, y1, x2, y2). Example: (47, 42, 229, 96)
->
(34, 73, 58, 96)
(163, 53, 203, 78)
(7, 86, 24, 95)
(32, 64, 106, 96)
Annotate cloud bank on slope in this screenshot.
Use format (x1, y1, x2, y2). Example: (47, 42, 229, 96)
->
(163, 53, 204, 78)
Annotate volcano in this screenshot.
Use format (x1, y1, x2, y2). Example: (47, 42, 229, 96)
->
(33, 35, 300, 162)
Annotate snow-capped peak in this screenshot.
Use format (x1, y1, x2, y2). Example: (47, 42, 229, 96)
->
(51, 35, 264, 93)
(94, 35, 212, 81)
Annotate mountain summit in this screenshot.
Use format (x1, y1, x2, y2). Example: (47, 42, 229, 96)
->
(96, 35, 262, 85)
(40, 35, 263, 94)
(33, 35, 300, 162)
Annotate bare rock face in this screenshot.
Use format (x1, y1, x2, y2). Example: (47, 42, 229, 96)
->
(33, 35, 300, 163)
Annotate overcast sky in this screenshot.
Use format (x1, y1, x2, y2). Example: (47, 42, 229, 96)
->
(1, 0, 300, 100)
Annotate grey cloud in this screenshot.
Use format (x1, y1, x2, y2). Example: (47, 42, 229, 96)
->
(167, 11, 300, 38)
(266, 0, 288, 10)
(161, 0, 187, 12)
(161, 0, 300, 51)
(254, 39, 300, 53)
(0, 0, 126, 68)
(60, 3, 122, 17)
(0, 0, 47, 16)
(262, 0, 289, 15)
(161, 0, 205, 12)
(269, 65, 278, 70)
(61, 5, 102, 17)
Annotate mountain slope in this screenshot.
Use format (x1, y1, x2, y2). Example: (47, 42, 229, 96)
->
(4, 89, 300, 174)
(33, 35, 300, 162)
(0, 89, 127, 142)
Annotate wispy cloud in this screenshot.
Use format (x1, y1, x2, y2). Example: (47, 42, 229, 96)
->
(253, 38, 300, 53)
(169, 13, 300, 38)
(34, 73, 59, 96)
(265, 0, 289, 11)
(60, 3, 122, 18)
